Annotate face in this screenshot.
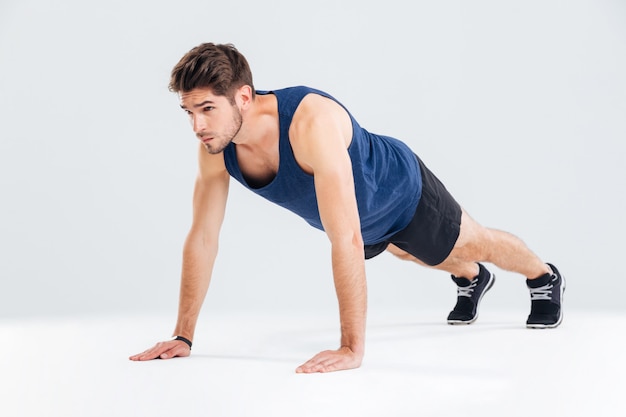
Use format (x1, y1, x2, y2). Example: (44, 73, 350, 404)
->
(179, 88, 243, 154)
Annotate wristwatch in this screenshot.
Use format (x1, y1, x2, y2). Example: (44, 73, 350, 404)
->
(171, 335, 192, 350)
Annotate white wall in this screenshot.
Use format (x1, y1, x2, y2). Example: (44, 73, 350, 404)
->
(1, 0, 624, 318)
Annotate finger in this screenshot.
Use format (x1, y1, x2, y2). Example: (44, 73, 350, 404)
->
(295, 354, 324, 373)
(310, 356, 343, 373)
(296, 351, 335, 373)
(297, 359, 337, 373)
(129, 341, 176, 361)
(129, 348, 157, 361)
(129, 348, 163, 361)
(296, 349, 361, 373)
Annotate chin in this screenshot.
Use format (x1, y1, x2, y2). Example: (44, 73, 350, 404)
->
(204, 142, 228, 155)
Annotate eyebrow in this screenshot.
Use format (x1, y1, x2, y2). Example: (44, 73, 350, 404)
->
(180, 100, 215, 110)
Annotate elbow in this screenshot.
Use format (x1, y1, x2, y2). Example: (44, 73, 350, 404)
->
(330, 228, 364, 252)
(184, 230, 219, 258)
(351, 230, 364, 249)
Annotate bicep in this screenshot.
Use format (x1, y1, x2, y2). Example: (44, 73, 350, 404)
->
(314, 157, 362, 245)
(291, 94, 361, 244)
(303, 120, 361, 245)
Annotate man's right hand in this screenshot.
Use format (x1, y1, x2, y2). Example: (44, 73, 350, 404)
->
(129, 339, 191, 361)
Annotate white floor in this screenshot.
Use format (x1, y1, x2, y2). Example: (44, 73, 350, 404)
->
(2, 309, 623, 417)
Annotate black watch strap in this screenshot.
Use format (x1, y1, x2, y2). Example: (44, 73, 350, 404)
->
(173, 335, 192, 350)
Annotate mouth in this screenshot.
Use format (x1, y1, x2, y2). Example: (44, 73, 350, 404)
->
(200, 137, 214, 143)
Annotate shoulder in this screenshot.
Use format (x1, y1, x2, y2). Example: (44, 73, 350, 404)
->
(289, 92, 354, 164)
(294, 92, 349, 127)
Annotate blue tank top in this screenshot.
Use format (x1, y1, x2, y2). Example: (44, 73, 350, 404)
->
(223, 86, 422, 245)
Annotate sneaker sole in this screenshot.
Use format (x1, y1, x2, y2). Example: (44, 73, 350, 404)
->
(447, 272, 495, 325)
(526, 272, 566, 329)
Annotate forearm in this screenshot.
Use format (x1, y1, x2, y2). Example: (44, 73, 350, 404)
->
(331, 239, 367, 354)
(173, 234, 217, 341)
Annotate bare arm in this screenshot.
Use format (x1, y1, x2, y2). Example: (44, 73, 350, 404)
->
(290, 95, 367, 373)
(130, 145, 229, 360)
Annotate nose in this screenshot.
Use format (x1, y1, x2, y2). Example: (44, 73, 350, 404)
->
(192, 114, 207, 135)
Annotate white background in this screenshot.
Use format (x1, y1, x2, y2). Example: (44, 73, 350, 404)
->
(2, 2, 625, 416)
(1, 0, 625, 320)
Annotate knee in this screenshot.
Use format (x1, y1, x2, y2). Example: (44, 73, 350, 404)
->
(452, 226, 496, 264)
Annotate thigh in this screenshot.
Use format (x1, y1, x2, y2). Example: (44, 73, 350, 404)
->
(388, 210, 489, 278)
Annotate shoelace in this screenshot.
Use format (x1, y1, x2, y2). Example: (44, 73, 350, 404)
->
(529, 279, 554, 301)
(458, 279, 478, 298)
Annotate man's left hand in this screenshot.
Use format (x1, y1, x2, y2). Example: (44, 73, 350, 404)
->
(295, 346, 363, 373)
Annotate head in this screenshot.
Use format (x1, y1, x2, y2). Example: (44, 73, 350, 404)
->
(170, 43, 255, 153)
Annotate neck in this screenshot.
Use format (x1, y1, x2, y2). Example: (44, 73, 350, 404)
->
(233, 93, 279, 148)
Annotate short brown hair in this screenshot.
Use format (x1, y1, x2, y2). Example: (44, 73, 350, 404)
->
(169, 43, 255, 100)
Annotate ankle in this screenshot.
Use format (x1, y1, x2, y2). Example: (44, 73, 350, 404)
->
(452, 263, 481, 281)
(528, 264, 552, 281)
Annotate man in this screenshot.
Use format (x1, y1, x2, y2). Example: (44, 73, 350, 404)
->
(130, 43, 565, 373)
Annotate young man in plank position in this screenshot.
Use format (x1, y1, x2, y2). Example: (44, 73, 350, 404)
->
(130, 43, 565, 373)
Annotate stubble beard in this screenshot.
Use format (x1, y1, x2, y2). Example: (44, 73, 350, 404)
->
(203, 107, 243, 155)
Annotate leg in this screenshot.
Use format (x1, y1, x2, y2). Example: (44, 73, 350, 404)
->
(386, 156, 563, 326)
(441, 209, 550, 279)
(387, 208, 555, 325)
(441, 213, 565, 328)
(387, 209, 549, 279)
(387, 229, 494, 325)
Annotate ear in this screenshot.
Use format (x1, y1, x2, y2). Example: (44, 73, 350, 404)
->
(236, 85, 253, 110)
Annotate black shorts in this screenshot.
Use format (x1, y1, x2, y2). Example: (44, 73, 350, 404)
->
(364, 156, 462, 266)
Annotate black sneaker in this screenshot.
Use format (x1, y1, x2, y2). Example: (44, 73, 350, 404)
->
(447, 263, 495, 325)
(526, 263, 565, 329)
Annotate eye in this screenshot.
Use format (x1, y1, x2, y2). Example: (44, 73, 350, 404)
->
(203, 106, 214, 112)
